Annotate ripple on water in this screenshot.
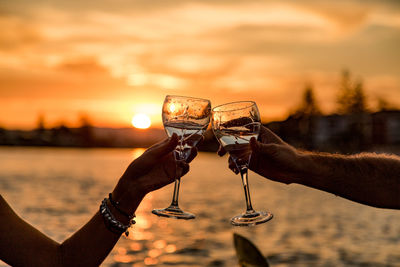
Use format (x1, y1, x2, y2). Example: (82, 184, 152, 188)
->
(1, 148, 400, 267)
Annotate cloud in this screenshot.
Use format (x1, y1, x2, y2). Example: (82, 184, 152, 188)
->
(0, 57, 126, 99)
(56, 57, 109, 74)
(0, 0, 399, 128)
(0, 16, 42, 51)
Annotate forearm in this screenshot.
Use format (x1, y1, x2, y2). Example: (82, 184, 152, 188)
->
(297, 152, 400, 209)
(1, 184, 145, 267)
(1, 137, 177, 266)
(59, 179, 145, 266)
(0, 195, 61, 267)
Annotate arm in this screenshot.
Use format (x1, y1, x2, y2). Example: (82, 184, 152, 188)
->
(295, 151, 400, 209)
(0, 134, 196, 267)
(221, 126, 400, 209)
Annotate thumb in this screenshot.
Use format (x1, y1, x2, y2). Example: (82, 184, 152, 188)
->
(250, 137, 259, 152)
(217, 145, 227, 157)
(153, 133, 178, 157)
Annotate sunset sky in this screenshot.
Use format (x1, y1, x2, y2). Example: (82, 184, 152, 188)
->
(1, 0, 399, 129)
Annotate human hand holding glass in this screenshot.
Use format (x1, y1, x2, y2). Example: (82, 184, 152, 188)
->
(152, 95, 211, 219)
(212, 101, 273, 226)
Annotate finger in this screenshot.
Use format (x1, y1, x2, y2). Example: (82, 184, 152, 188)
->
(181, 163, 190, 176)
(228, 157, 239, 174)
(250, 137, 259, 152)
(186, 147, 198, 163)
(151, 133, 178, 157)
(217, 145, 227, 157)
(236, 158, 246, 166)
(177, 161, 190, 177)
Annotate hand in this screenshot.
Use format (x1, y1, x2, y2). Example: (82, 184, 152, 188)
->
(125, 133, 197, 193)
(113, 134, 197, 203)
(218, 126, 303, 184)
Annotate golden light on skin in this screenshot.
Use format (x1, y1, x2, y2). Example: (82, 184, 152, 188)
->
(131, 113, 151, 129)
(131, 148, 146, 160)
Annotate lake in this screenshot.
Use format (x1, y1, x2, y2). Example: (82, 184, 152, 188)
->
(1, 147, 399, 266)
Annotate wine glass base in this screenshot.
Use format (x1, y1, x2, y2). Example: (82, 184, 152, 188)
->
(152, 206, 195, 220)
(231, 211, 273, 226)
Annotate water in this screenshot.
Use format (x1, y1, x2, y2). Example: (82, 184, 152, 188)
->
(1, 147, 400, 266)
(164, 121, 206, 160)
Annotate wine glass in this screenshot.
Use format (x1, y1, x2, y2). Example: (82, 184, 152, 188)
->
(212, 101, 273, 226)
(152, 95, 211, 219)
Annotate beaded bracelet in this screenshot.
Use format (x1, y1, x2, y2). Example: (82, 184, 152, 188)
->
(99, 198, 136, 237)
(108, 193, 135, 220)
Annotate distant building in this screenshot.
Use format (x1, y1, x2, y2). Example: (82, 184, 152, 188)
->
(266, 110, 400, 153)
(372, 110, 400, 145)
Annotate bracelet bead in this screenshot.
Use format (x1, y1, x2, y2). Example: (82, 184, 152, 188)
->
(100, 198, 136, 237)
(108, 193, 135, 220)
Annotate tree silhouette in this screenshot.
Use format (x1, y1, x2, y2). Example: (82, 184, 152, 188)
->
(335, 70, 369, 151)
(295, 84, 321, 116)
(351, 81, 367, 113)
(78, 113, 94, 147)
(376, 97, 393, 112)
(36, 114, 45, 132)
(289, 84, 321, 150)
(336, 70, 368, 114)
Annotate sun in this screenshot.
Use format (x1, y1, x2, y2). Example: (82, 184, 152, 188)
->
(131, 114, 151, 129)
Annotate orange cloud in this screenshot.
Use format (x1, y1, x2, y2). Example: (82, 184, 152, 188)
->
(0, 0, 399, 129)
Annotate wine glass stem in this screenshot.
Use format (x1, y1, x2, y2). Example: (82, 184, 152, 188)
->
(170, 144, 184, 208)
(170, 178, 181, 207)
(239, 167, 255, 213)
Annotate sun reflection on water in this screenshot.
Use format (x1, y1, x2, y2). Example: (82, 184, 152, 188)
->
(153, 240, 167, 249)
(165, 244, 177, 253)
(113, 254, 135, 263)
(144, 257, 158, 265)
(131, 148, 146, 160)
(148, 248, 162, 258)
(109, 183, 181, 266)
(130, 242, 143, 251)
(135, 216, 152, 230)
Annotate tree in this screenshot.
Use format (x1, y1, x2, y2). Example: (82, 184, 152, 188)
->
(337, 70, 352, 114)
(335, 70, 369, 152)
(296, 85, 321, 116)
(336, 70, 368, 114)
(36, 114, 45, 132)
(290, 84, 321, 150)
(78, 113, 94, 147)
(376, 97, 392, 112)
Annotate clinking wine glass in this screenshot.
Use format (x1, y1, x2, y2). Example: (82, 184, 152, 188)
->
(152, 95, 211, 219)
(212, 101, 273, 226)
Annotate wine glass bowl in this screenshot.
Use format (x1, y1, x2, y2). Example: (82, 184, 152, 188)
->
(213, 102, 261, 166)
(163, 96, 211, 162)
(152, 95, 211, 220)
(212, 101, 273, 226)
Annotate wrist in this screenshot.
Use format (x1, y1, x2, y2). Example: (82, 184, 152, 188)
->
(111, 177, 147, 215)
(106, 198, 131, 225)
(292, 152, 317, 185)
(295, 151, 329, 187)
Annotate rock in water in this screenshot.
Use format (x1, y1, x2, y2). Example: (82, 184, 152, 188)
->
(233, 233, 269, 267)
